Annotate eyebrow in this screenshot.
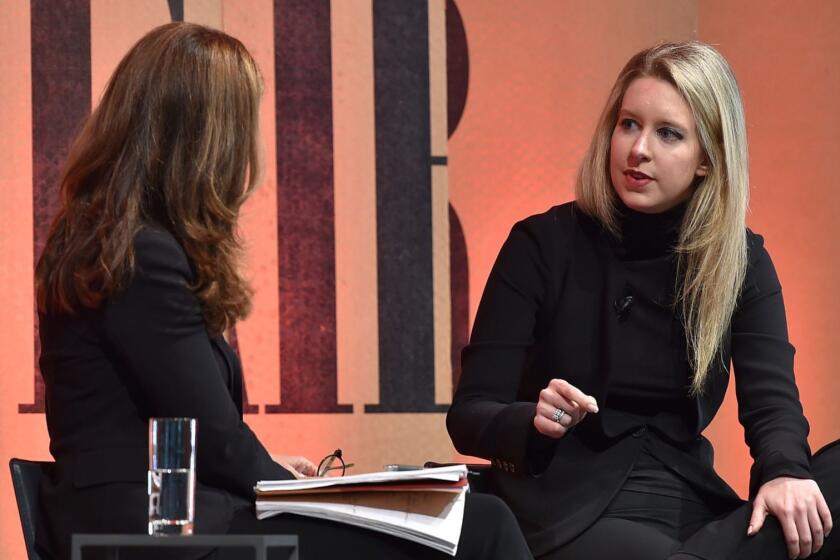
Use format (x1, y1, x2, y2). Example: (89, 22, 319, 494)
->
(618, 109, 689, 132)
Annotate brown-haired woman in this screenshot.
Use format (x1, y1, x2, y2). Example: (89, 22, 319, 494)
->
(34, 22, 531, 560)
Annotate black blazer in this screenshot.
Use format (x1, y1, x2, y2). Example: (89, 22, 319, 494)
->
(447, 203, 812, 557)
(35, 227, 293, 559)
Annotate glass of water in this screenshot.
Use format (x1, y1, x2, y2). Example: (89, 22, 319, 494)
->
(148, 417, 196, 536)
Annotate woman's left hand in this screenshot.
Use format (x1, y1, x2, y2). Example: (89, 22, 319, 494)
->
(271, 455, 318, 479)
(748, 476, 833, 558)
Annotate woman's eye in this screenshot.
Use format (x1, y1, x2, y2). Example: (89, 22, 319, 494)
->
(619, 118, 637, 130)
(658, 127, 684, 142)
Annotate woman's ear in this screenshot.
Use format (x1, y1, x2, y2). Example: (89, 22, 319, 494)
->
(695, 160, 709, 177)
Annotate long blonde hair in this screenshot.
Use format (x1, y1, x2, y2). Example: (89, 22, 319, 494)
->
(576, 42, 749, 394)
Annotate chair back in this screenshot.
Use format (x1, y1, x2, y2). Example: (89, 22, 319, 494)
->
(9, 458, 52, 560)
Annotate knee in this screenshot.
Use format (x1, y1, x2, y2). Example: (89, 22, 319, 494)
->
(467, 493, 519, 528)
(811, 440, 840, 509)
(462, 493, 531, 559)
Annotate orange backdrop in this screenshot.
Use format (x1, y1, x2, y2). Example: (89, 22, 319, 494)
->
(1, 1, 838, 559)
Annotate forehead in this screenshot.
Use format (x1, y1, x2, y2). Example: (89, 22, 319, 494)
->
(619, 76, 694, 127)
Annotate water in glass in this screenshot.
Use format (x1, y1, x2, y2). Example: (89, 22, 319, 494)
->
(148, 467, 195, 535)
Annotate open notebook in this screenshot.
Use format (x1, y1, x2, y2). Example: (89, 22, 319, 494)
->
(255, 465, 469, 556)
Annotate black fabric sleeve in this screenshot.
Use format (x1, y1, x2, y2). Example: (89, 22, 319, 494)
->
(447, 213, 561, 476)
(102, 228, 293, 499)
(732, 231, 812, 499)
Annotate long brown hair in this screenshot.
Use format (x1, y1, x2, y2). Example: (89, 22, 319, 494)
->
(36, 22, 263, 335)
(576, 42, 749, 394)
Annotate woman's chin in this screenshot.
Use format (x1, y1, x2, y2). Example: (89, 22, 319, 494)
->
(617, 190, 663, 214)
(616, 188, 685, 215)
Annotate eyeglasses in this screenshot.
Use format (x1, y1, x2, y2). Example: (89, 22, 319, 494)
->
(317, 449, 355, 477)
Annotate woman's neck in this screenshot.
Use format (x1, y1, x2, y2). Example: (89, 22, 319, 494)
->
(616, 199, 688, 260)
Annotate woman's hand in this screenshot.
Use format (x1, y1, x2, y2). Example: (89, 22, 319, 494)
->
(748, 476, 833, 558)
(533, 378, 599, 439)
(271, 455, 318, 479)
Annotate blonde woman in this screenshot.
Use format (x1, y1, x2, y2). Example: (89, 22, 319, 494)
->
(448, 42, 839, 559)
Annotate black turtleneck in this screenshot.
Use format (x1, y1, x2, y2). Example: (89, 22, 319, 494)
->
(601, 199, 696, 441)
(615, 199, 688, 261)
(604, 200, 734, 503)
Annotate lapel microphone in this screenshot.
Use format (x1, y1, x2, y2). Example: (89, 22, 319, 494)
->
(614, 285, 635, 322)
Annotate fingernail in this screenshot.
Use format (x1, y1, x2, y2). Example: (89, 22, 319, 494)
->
(747, 525, 753, 536)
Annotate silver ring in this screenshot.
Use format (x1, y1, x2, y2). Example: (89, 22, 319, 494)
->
(552, 407, 566, 424)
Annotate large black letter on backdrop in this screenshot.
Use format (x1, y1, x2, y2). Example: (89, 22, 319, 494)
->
(365, 1, 447, 413)
(22, 1, 466, 416)
(266, 0, 351, 413)
(446, 0, 470, 392)
(21, 0, 91, 414)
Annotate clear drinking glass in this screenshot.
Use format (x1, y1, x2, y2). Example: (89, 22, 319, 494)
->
(148, 417, 197, 536)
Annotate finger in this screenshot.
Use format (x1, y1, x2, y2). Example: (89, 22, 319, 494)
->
(549, 379, 598, 413)
(533, 414, 568, 439)
(564, 400, 588, 425)
(284, 465, 304, 479)
(559, 379, 598, 412)
(808, 504, 825, 554)
(534, 414, 568, 438)
(748, 499, 768, 536)
(538, 389, 584, 423)
(779, 513, 801, 559)
(295, 457, 318, 477)
(537, 395, 581, 425)
(566, 401, 588, 427)
(536, 401, 574, 427)
(794, 506, 813, 558)
(816, 493, 832, 537)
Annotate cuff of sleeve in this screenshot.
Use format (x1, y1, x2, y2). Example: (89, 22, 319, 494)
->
(481, 402, 543, 476)
(749, 450, 812, 499)
(526, 426, 559, 476)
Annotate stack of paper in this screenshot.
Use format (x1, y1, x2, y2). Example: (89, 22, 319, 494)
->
(255, 465, 469, 556)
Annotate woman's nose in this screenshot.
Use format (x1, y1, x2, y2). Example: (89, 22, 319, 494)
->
(630, 133, 651, 163)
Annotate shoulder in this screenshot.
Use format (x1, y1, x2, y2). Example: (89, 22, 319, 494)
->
(744, 228, 776, 275)
(510, 201, 594, 258)
(508, 201, 584, 249)
(745, 228, 768, 264)
(105, 225, 202, 323)
(514, 201, 579, 231)
(740, 228, 782, 302)
(132, 225, 194, 282)
(490, 202, 586, 285)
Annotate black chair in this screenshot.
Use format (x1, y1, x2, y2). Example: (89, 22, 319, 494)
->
(9, 458, 52, 560)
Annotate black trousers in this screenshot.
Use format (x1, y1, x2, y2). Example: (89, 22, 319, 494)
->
(227, 492, 532, 560)
(542, 440, 840, 560)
